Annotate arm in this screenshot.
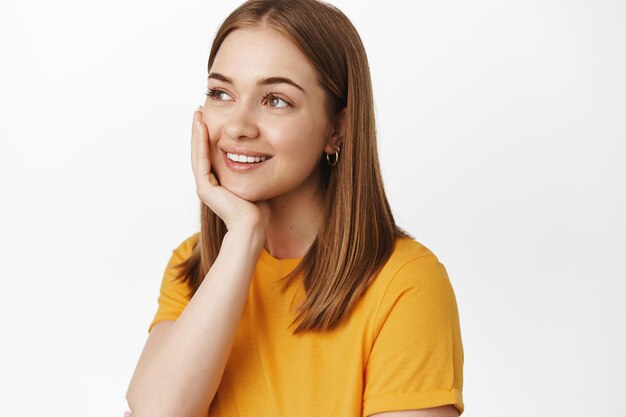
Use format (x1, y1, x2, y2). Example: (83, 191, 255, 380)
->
(369, 405, 459, 417)
(126, 228, 264, 417)
(126, 106, 269, 417)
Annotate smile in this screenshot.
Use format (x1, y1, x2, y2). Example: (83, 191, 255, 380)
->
(226, 152, 269, 164)
(222, 149, 272, 173)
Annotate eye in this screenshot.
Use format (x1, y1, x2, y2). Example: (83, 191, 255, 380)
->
(205, 88, 232, 101)
(263, 93, 292, 109)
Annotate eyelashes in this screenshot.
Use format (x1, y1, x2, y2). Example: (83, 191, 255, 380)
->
(205, 88, 292, 109)
(263, 94, 291, 109)
(205, 88, 227, 100)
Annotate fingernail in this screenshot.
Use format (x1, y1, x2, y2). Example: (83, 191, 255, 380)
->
(194, 120, 201, 130)
(124, 412, 131, 417)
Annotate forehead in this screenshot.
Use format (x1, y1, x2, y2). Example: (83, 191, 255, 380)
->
(210, 27, 319, 89)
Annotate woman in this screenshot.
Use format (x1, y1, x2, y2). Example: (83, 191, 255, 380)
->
(126, 1, 464, 416)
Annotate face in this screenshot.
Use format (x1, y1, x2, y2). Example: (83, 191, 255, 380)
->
(202, 26, 337, 203)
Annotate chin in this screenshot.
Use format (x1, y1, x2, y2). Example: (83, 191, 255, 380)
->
(222, 181, 268, 203)
(232, 189, 264, 202)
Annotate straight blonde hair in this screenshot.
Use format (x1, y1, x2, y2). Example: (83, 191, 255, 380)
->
(176, 0, 408, 334)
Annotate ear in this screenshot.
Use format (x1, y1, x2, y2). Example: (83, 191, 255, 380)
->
(324, 107, 347, 154)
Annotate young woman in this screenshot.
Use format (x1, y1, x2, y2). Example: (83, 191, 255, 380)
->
(126, 1, 464, 416)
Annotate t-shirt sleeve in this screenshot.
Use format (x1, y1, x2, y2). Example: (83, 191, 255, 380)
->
(363, 255, 464, 416)
(147, 233, 199, 333)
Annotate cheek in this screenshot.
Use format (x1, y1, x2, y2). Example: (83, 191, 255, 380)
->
(263, 116, 324, 154)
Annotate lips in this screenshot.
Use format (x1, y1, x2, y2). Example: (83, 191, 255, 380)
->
(221, 147, 272, 172)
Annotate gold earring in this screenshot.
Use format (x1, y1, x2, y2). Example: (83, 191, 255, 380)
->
(326, 147, 340, 166)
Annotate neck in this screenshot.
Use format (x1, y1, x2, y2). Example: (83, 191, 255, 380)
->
(263, 176, 324, 260)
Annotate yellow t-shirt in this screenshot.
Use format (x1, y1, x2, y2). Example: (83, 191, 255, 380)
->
(150, 233, 464, 416)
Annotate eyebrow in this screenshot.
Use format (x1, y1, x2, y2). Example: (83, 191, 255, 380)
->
(208, 72, 307, 94)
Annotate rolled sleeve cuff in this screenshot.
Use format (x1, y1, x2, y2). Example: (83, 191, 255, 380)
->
(363, 388, 464, 416)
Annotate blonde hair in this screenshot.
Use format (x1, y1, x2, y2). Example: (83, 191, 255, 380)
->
(176, 0, 408, 333)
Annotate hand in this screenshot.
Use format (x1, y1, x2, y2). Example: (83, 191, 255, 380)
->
(191, 106, 270, 235)
(123, 412, 131, 417)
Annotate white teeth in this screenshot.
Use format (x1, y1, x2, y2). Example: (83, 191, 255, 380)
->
(227, 152, 268, 163)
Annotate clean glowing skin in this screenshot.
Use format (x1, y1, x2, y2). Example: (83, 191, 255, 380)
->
(201, 26, 343, 258)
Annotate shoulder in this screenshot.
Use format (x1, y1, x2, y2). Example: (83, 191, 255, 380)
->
(387, 236, 441, 265)
(170, 232, 200, 261)
(378, 237, 446, 286)
(371, 237, 454, 312)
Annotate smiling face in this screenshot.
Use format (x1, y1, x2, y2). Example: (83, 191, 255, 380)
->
(202, 26, 338, 203)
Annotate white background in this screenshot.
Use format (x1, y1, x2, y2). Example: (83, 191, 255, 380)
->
(1, 0, 624, 416)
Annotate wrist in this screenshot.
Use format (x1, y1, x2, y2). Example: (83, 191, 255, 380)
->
(223, 225, 266, 253)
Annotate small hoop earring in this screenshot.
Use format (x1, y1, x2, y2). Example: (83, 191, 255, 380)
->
(326, 147, 340, 166)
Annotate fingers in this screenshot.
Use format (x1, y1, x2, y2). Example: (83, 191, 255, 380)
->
(191, 106, 218, 193)
(191, 107, 198, 175)
(194, 106, 209, 182)
(190, 106, 203, 179)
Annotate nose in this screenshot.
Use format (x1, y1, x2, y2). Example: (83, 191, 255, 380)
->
(223, 101, 260, 141)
